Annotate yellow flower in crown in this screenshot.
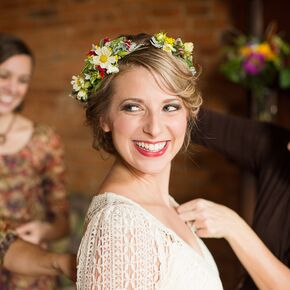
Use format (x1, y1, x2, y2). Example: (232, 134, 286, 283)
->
(161, 36, 175, 52)
(162, 42, 175, 53)
(150, 32, 196, 76)
(165, 36, 175, 45)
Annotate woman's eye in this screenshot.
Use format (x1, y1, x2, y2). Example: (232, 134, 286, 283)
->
(163, 104, 181, 112)
(121, 103, 142, 112)
(19, 78, 30, 84)
(0, 73, 8, 79)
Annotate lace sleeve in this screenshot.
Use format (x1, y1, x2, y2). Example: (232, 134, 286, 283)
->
(77, 203, 161, 290)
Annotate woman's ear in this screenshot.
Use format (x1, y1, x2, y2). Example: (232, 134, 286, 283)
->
(100, 116, 111, 132)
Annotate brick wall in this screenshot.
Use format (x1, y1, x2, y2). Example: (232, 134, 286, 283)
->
(1, 0, 288, 289)
(1, 0, 237, 193)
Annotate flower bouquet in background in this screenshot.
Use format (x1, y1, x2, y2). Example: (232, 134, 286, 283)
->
(220, 24, 290, 120)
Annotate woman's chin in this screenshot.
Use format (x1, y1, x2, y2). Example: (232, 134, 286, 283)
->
(0, 101, 21, 114)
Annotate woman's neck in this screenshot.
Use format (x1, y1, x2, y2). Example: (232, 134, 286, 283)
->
(98, 157, 172, 207)
(0, 113, 33, 154)
(0, 112, 16, 131)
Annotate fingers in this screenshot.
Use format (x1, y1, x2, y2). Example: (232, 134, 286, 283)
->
(184, 218, 211, 238)
(177, 198, 212, 214)
(194, 219, 220, 238)
(176, 200, 197, 213)
(16, 223, 32, 236)
(15, 221, 42, 245)
(195, 228, 211, 238)
(177, 198, 226, 239)
(177, 198, 215, 224)
(178, 210, 198, 222)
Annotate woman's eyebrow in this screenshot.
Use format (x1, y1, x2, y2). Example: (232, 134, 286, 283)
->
(120, 98, 145, 103)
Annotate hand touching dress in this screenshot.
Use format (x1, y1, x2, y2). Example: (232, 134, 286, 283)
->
(177, 199, 290, 290)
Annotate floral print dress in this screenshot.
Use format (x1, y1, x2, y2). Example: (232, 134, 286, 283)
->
(0, 124, 69, 290)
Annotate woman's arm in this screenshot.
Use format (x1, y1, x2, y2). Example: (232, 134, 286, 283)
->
(192, 108, 290, 173)
(177, 199, 290, 290)
(3, 238, 76, 280)
(0, 221, 76, 280)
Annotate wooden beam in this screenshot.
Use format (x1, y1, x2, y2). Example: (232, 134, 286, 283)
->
(250, 0, 264, 37)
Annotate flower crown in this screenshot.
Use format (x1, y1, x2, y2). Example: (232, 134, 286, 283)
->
(71, 32, 196, 102)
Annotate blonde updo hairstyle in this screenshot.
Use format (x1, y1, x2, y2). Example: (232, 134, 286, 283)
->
(86, 33, 202, 154)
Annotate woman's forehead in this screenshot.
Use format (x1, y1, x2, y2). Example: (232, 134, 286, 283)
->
(112, 69, 179, 102)
(112, 66, 177, 98)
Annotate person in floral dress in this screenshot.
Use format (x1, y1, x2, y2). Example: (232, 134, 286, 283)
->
(0, 33, 70, 289)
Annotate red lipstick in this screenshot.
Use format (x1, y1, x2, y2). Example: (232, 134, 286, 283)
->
(134, 141, 169, 157)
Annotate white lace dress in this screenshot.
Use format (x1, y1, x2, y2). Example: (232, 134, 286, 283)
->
(77, 192, 223, 290)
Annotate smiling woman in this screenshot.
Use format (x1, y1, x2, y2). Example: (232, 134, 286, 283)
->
(0, 33, 70, 290)
(100, 67, 188, 174)
(73, 33, 223, 290)
(0, 54, 31, 111)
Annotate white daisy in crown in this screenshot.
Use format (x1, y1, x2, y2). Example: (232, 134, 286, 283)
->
(91, 46, 118, 71)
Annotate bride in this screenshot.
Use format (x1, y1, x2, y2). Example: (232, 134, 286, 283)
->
(71, 32, 223, 289)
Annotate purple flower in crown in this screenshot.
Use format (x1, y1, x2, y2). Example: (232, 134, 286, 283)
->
(242, 52, 266, 75)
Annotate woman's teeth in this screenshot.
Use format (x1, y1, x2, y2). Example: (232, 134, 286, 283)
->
(135, 141, 166, 152)
(0, 96, 13, 104)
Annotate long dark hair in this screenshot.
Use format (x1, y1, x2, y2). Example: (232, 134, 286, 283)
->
(0, 33, 34, 64)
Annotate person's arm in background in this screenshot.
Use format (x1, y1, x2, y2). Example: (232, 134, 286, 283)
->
(3, 239, 76, 280)
(192, 108, 290, 173)
(0, 221, 76, 280)
(191, 109, 290, 289)
(177, 199, 290, 290)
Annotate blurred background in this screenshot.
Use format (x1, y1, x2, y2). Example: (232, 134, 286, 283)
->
(1, 0, 289, 289)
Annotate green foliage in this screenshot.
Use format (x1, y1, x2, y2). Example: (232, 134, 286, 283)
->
(280, 66, 290, 88)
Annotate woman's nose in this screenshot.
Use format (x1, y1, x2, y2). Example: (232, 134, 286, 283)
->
(142, 112, 163, 137)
